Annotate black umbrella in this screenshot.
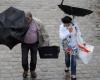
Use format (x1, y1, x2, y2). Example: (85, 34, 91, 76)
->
(0, 7, 28, 49)
(58, 0, 93, 16)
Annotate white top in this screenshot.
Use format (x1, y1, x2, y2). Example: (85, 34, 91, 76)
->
(59, 18, 81, 49)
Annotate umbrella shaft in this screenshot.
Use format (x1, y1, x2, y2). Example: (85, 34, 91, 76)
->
(61, 0, 64, 5)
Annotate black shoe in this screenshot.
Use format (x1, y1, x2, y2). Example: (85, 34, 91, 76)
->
(23, 71, 28, 78)
(65, 69, 69, 72)
(30, 71, 37, 78)
(65, 68, 69, 72)
(71, 77, 76, 80)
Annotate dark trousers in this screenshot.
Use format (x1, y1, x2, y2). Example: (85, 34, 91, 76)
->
(21, 43, 38, 71)
(65, 50, 77, 75)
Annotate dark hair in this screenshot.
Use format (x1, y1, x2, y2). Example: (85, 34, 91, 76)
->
(61, 16, 72, 23)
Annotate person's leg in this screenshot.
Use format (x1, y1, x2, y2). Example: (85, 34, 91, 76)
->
(30, 43, 38, 78)
(65, 52, 70, 72)
(21, 43, 29, 78)
(71, 54, 77, 80)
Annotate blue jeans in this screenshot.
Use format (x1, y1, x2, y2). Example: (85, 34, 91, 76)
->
(65, 49, 78, 75)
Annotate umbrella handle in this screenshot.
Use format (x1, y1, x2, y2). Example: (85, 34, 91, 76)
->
(61, 0, 64, 5)
(72, 15, 75, 19)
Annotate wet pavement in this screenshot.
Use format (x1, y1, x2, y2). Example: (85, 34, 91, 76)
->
(0, 0, 100, 80)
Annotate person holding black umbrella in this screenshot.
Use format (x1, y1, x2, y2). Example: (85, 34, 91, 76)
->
(59, 16, 82, 80)
(21, 12, 49, 78)
(58, 0, 93, 79)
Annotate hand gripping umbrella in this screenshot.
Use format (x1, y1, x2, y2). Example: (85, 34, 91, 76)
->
(58, 0, 93, 16)
(0, 7, 28, 49)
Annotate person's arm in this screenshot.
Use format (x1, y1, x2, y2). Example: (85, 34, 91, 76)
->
(34, 17, 49, 46)
(38, 20, 50, 46)
(72, 16, 81, 36)
(42, 25, 49, 46)
(59, 24, 72, 53)
(59, 24, 68, 40)
(39, 22, 49, 46)
(72, 16, 86, 45)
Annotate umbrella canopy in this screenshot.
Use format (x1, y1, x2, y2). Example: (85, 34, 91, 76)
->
(58, 0, 93, 16)
(0, 7, 28, 49)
